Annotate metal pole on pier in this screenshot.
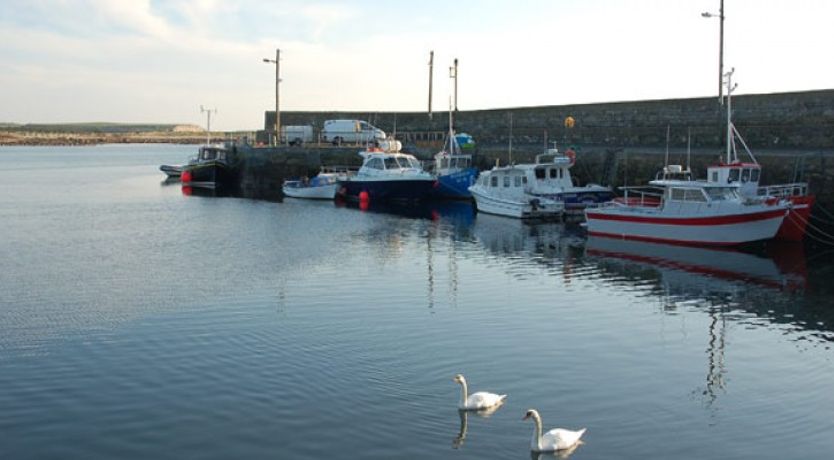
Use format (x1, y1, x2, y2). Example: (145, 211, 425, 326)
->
(428, 51, 434, 120)
(262, 49, 281, 146)
(453, 58, 459, 113)
(200, 105, 216, 146)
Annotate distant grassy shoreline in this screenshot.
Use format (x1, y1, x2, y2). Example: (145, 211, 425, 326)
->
(0, 123, 239, 146)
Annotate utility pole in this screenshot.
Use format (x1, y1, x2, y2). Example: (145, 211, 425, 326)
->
(200, 105, 216, 146)
(702, 0, 725, 105)
(428, 51, 434, 120)
(262, 48, 281, 145)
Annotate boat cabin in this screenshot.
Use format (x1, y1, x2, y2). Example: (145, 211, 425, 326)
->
(656, 164, 694, 181)
(434, 151, 472, 172)
(196, 146, 229, 163)
(529, 151, 574, 191)
(706, 162, 761, 197)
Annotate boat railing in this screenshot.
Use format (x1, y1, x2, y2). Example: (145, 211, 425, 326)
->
(611, 186, 664, 208)
(756, 182, 808, 198)
(320, 165, 358, 174)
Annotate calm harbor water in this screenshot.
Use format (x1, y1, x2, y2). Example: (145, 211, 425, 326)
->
(1, 144, 833, 459)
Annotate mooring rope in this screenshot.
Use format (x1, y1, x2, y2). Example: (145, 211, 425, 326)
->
(786, 209, 834, 246)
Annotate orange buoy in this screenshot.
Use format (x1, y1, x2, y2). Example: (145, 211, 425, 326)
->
(181, 170, 192, 183)
(359, 191, 370, 203)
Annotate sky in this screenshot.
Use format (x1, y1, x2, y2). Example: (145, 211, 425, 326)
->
(1, 0, 832, 130)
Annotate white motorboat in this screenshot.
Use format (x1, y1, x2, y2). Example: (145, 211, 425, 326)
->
(468, 165, 564, 219)
(282, 167, 355, 200)
(336, 142, 436, 203)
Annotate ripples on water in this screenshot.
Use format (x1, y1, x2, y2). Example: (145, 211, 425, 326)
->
(0, 145, 832, 459)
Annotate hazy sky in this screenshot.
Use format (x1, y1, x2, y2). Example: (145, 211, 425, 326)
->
(1, 0, 832, 130)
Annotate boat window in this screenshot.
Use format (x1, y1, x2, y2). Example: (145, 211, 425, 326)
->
(201, 149, 216, 160)
(384, 157, 400, 169)
(367, 158, 384, 169)
(706, 187, 736, 201)
(491, 176, 498, 187)
(535, 168, 546, 180)
(751, 169, 760, 182)
(522, 176, 528, 185)
(218, 151, 226, 161)
(741, 168, 751, 183)
(684, 189, 707, 202)
(514, 176, 522, 187)
(711, 171, 718, 182)
(728, 168, 740, 182)
(549, 169, 557, 179)
(670, 188, 686, 201)
(503, 176, 511, 187)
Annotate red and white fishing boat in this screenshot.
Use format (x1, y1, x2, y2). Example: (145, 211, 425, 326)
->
(585, 69, 795, 247)
(584, 179, 789, 246)
(703, 69, 814, 242)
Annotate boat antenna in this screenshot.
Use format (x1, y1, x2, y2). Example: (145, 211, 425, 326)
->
(664, 123, 670, 167)
(200, 105, 217, 146)
(428, 50, 434, 120)
(508, 112, 513, 165)
(686, 127, 692, 173)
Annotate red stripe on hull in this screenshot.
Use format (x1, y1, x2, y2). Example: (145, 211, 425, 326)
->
(585, 208, 786, 226)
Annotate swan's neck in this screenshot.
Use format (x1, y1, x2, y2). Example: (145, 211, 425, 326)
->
(458, 380, 469, 406)
(530, 413, 543, 451)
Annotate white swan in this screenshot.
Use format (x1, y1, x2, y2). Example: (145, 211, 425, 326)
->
(523, 409, 586, 452)
(453, 374, 507, 410)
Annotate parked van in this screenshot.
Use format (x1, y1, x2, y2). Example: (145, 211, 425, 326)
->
(281, 125, 314, 146)
(321, 120, 386, 145)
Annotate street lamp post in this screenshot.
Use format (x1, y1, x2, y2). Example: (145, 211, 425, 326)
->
(702, 0, 725, 105)
(262, 49, 281, 146)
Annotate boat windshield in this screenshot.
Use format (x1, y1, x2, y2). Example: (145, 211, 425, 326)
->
(384, 157, 400, 169)
(401, 156, 422, 169)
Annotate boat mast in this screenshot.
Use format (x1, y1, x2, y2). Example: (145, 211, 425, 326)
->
(200, 105, 217, 146)
(724, 67, 737, 163)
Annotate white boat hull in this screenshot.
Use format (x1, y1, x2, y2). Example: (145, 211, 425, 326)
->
(282, 182, 338, 200)
(585, 205, 788, 246)
(470, 187, 564, 219)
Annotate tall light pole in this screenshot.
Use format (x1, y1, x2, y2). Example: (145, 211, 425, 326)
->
(702, 0, 725, 105)
(262, 49, 281, 145)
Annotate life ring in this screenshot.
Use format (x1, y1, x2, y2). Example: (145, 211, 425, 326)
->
(565, 148, 576, 166)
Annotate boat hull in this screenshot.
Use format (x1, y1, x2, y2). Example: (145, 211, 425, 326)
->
(282, 182, 338, 200)
(776, 195, 815, 242)
(337, 178, 436, 203)
(585, 206, 788, 246)
(470, 187, 564, 219)
(431, 167, 479, 199)
(182, 161, 234, 189)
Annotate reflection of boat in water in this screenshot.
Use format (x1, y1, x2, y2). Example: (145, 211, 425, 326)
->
(338, 199, 475, 224)
(584, 236, 807, 293)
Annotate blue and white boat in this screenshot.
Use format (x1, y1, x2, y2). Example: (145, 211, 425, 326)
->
(336, 142, 436, 203)
(429, 117, 478, 199)
(282, 167, 355, 200)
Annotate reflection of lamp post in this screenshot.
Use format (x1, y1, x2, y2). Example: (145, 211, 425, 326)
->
(262, 49, 281, 145)
(701, 0, 725, 105)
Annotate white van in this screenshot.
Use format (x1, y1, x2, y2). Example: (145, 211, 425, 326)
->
(321, 119, 386, 145)
(281, 125, 314, 146)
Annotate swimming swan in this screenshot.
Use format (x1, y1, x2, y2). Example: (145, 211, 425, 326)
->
(453, 374, 507, 410)
(523, 409, 586, 452)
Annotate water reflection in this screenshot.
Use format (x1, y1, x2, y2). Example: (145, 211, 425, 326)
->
(452, 405, 505, 450)
(584, 236, 807, 294)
